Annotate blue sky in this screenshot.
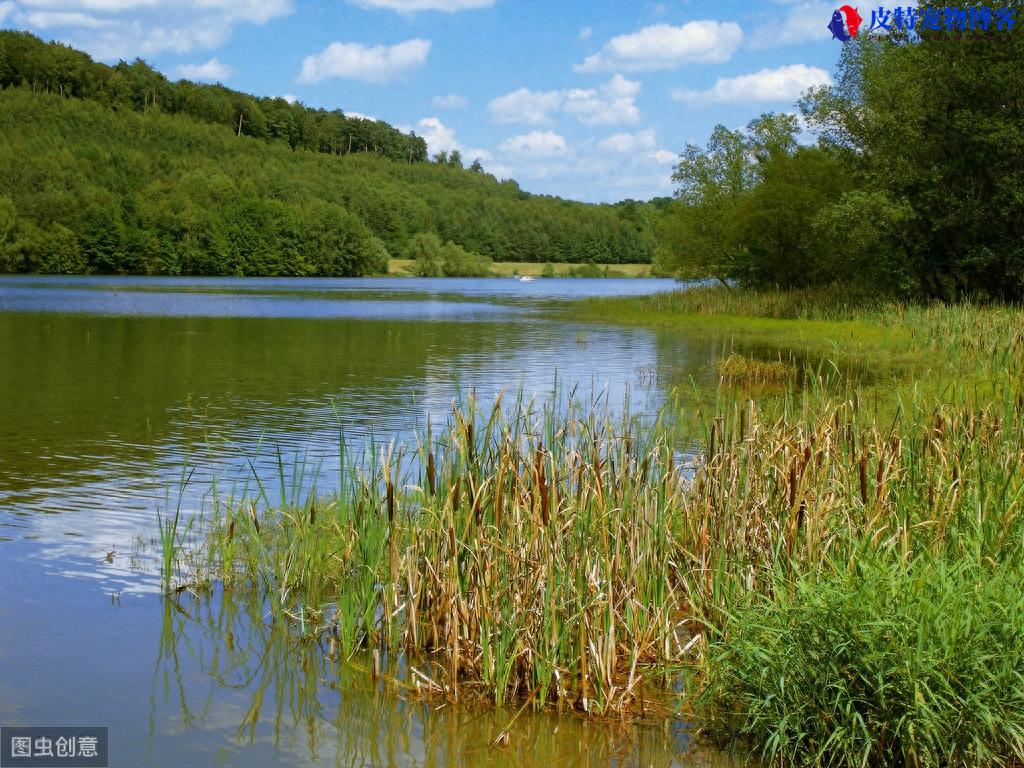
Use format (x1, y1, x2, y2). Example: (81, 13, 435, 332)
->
(0, 0, 849, 202)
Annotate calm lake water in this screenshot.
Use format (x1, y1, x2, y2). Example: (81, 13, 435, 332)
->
(0, 276, 744, 767)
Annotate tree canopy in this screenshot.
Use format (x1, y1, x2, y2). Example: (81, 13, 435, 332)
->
(658, 2, 1024, 300)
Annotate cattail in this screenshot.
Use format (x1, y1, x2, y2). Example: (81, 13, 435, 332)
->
(859, 455, 868, 505)
(427, 452, 436, 496)
(536, 443, 549, 526)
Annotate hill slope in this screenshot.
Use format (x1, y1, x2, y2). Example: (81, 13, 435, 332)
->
(0, 32, 655, 276)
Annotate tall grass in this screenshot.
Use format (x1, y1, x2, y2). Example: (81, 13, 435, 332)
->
(170, 393, 693, 715)
(698, 556, 1024, 767)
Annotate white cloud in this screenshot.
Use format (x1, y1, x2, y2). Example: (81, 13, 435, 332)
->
(346, 0, 492, 10)
(563, 74, 640, 125)
(21, 10, 111, 28)
(489, 75, 641, 127)
(498, 131, 568, 157)
(488, 86, 563, 125)
(414, 116, 458, 152)
(406, 116, 490, 160)
(346, 110, 379, 121)
(2, 0, 293, 59)
(578, 25, 592, 40)
(673, 63, 832, 104)
(575, 21, 743, 72)
(432, 93, 468, 109)
(280, 94, 298, 104)
(298, 39, 430, 84)
(479, 121, 681, 200)
(598, 129, 656, 154)
(175, 57, 231, 81)
(749, 1, 835, 48)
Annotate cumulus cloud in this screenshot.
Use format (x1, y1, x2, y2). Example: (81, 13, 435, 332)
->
(432, 93, 468, 109)
(575, 21, 742, 72)
(489, 75, 641, 126)
(175, 58, 231, 81)
(1, 0, 292, 59)
(346, 0, 492, 10)
(498, 130, 568, 157)
(672, 63, 832, 104)
(414, 116, 458, 152)
(488, 86, 563, 125)
(298, 39, 431, 84)
(598, 129, 656, 154)
(596, 130, 676, 168)
(749, 1, 836, 48)
(21, 10, 112, 28)
(563, 74, 640, 125)
(478, 122, 680, 201)
(405, 116, 490, 160)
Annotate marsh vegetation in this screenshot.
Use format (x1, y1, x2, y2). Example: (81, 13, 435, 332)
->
(158, 284, 1024, 766)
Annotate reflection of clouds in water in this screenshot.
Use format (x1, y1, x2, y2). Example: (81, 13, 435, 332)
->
(0, 279, 704, 595)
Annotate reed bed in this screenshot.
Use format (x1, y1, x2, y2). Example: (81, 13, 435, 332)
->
(168, 395, 695, 716)
(713, 354, 794, 386)
(615, 284, 891, 322)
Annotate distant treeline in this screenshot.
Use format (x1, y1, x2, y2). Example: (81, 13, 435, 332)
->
(0, 32, 655, 277)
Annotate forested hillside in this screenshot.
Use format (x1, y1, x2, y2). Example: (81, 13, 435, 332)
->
(0, 32, 655, 276)
(0, 30, 428, 163)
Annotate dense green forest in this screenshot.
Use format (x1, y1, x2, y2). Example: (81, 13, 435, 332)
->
(656, 0, 1024, 300)
(0, 31, 655, 276)
(0, 30, 428, 163)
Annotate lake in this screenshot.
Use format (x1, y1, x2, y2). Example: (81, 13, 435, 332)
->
(0, 276, 743, 767)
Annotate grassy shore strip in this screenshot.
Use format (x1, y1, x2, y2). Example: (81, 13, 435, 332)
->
(388, 259, 653, 278)
(579, 284, 1024, 370)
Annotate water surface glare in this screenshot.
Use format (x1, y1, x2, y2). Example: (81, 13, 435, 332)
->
(0, 276, 741, 767)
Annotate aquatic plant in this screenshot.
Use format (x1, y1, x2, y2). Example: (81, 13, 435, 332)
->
(713, 354, 793, 385)
(170, 393, 693, 716)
